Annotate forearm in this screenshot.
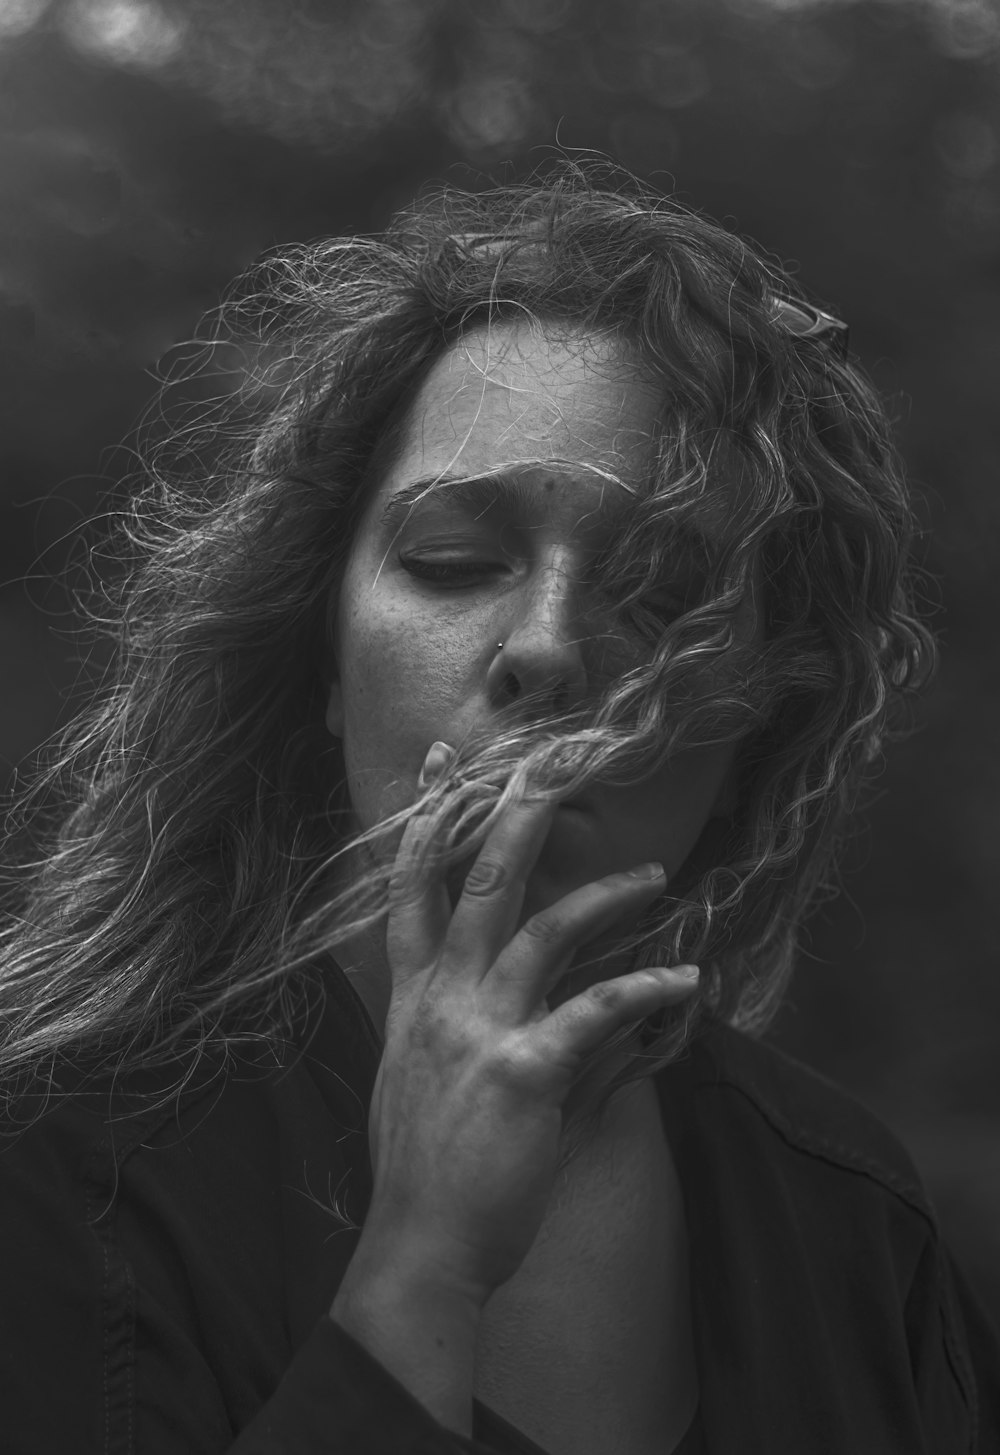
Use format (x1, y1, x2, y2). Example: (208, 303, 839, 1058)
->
(329, 1232, 484, 1439)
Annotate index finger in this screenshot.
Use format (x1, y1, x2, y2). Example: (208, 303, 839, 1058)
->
(436, 789, 560, 979)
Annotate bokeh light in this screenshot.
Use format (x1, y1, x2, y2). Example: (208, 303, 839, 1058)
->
(0, 0, 52, 42)
(60, 0, 186, 69)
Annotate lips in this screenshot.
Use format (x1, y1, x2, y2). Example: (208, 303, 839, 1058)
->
(558, 785, 598, 811)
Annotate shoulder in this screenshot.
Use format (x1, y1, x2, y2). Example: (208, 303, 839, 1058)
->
(681, 1021, 934, 1220)
(662, 1025, 999, 1448)
(0, 967, 372, 1180)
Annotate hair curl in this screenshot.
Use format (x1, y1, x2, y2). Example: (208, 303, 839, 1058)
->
(0, 163, 935, 1150)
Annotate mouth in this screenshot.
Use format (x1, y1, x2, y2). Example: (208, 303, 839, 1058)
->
(558, 799, 591, 814)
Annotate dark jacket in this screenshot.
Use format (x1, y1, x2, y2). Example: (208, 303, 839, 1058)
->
(1, 962, 997, 1454)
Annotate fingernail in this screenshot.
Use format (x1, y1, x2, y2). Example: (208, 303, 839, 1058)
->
(675, 963, 700, 979)
(626, 861, 665, 880)
(417, 740, 454, 790)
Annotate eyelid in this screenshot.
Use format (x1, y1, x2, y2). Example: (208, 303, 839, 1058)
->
(398, 556, 510, 588)
(397, 545, 513, 566)
(399, 552, 505, 565)
(397, 542, 511, 563)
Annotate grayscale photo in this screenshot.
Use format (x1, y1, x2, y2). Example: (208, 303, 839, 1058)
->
(1, 2, 998, 1451)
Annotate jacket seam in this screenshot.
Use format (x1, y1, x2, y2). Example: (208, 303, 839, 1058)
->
(699, 1073, 979, 1442)
(699, 1069, 933, 1216)
(84, 1136, 136, 1455)
(938, 1249, 979, 1453)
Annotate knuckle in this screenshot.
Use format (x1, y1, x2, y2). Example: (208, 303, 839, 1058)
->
(486, 1035, 531, 1080)
(387, 869, 421, 909)
(462, 856, 511, 897)
(485, 1034, 551, 1092)
(521, 910, 565, 946)
(406, 994, 469, 1054)
(585, 979, 626, 1011)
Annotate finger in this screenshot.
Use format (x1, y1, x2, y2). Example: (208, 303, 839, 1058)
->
(535, 964, 700, 1069)
(479, 865, 669, 1017)
(438, 790, 561, 978)
(385, 744, 457, 985)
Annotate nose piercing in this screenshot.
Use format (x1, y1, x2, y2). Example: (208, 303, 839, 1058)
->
(496, 641, 504, 652)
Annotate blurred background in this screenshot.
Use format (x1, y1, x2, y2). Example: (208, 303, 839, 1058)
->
(1, 0, 998, 1325)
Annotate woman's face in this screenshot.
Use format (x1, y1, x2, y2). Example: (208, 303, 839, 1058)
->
(326, 320, 743, 951)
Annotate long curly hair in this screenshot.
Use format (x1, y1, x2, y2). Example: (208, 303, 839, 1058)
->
(0, 163, 934, 1140)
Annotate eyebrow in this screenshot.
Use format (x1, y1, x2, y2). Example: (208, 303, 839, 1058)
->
(377, 469, 722, 582)
(378, 470, 632, 535)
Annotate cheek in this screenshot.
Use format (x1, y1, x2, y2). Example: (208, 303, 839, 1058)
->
(341, 627, 401, 727)
(334, 591, 471, 814)
(336, 584, 416, 726)
(346, 632, 460, 728)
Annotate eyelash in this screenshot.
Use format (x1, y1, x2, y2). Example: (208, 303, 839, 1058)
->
(400, 558, 504, 586)
(401, 556, 691, 621)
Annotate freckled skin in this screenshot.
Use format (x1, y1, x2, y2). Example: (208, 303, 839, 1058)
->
(325, 321, 742, 1014)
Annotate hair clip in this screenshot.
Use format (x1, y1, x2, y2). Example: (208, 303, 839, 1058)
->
(770, 296, 850, 359)
(443, 232, 506, 252)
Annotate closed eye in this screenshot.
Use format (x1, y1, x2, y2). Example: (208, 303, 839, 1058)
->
(616, 587, 696, 638)
(641, 589, 690, 617)
(400, 556, 694, 620)
(399, 557, 507, 587)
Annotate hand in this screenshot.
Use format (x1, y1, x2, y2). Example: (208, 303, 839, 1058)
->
(360, 742, 700, 1308)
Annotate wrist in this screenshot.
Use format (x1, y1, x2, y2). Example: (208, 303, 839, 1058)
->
(330, 1233, 485, 1437)
(352, 1203, 497, 1311)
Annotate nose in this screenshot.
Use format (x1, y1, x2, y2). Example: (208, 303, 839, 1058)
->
(487, 556, 591, 716)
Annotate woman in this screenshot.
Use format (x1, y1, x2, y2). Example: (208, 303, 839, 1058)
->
(0, 167, 996, 1454)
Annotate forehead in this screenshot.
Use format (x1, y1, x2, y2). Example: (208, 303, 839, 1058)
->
(384, 321, 664, 491)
